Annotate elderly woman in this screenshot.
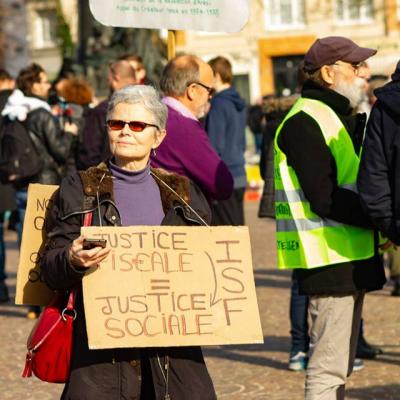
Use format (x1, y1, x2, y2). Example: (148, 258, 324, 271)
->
(41, 85, 216, 400)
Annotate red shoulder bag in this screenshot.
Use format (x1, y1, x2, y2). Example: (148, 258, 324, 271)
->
(22, 212, 93, 383)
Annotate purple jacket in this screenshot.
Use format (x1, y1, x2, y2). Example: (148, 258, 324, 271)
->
(151, 105, 233, 200)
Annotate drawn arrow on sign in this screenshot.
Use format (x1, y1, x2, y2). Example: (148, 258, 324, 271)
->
(204, 251, 222, 307)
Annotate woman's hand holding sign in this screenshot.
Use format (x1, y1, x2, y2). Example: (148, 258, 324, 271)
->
(69, 236, 110, 269)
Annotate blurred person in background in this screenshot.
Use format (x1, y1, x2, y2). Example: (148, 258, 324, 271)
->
(247, 103, 264, 155)
(345, 64, 387, 359)
(354, 61, 372, 115)
(78, 60, 136, 169)
(2, 63, 78, 318)
(121, 53, 154, 86)
(152, 54, 233, 202)
(53, 77, 94, 175)
(366, 76, 388, 106)
(359, 60, 400, 297)
(205, 56, 247, 225)
(362, 74, 400, 296)
(0, 69, 16, 302)
(258, 95, 298, 220)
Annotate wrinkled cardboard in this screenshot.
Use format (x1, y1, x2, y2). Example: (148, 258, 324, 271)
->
(82, 225, 263, 348)
(15, 184, 58, 306)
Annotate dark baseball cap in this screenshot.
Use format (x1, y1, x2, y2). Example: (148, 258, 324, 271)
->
(303, 36, 377, 72)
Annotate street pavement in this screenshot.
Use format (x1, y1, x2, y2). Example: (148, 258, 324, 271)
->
(0, 201, 399, 399)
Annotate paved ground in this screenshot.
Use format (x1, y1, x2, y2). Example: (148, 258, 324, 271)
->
(1, 201, 399, 399)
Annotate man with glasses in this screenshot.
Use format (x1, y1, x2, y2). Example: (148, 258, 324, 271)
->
(151, 54, 233, 201)
(274, 36, 385, 399)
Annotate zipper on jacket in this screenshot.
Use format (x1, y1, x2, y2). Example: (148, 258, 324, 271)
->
(60, 198, 121, 222)
(157, 353, 170, 400)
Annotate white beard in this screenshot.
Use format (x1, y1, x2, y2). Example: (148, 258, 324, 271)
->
(333, 77, 365, 108)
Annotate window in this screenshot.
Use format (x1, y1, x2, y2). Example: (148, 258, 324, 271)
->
(335, 0, 373, 24)
(264, 0, 305, 30)
(33, 9, 58, 48)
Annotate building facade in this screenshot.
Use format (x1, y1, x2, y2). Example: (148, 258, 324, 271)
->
(177, 0, 400, 103)
(6, 1, 400, 95)
(26, 0, 78, 78)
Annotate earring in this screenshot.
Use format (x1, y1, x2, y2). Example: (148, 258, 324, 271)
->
(152, 148, 157, 157)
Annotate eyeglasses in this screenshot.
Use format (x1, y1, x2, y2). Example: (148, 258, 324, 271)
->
(107, 119, 160, 132)
(188, 81, 215, 96)
(332, 62, 362, 75)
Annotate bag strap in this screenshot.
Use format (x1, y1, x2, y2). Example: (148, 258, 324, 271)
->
(68, 211, 93, 307)
(83, 212, 93, 227)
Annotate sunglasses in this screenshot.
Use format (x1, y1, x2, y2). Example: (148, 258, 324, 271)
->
(188, 81, 215, 96)
(107, 119, 160, 132)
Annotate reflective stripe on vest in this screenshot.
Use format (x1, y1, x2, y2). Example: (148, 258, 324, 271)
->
(274, 97, 374, 269)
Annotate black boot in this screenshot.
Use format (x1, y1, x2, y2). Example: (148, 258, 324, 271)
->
(356, 320, 383, 359)
(0, 280, 9, 302)
(391, 279, 400, 296)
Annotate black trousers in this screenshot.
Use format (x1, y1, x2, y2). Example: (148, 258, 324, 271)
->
(211, 188, 245, 226)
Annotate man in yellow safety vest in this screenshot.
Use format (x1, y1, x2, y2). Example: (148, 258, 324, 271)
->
(274, 36, 386, 400)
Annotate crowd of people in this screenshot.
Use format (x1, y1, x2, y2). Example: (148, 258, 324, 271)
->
(0, 36, 398, 399)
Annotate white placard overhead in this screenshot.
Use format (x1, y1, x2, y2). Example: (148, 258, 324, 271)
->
(89, 0, 250, 33)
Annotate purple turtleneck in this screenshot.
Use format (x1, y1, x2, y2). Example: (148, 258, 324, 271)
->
(109, 161, 165, 226)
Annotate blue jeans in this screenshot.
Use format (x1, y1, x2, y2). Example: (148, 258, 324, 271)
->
(16, 189, 28, 247)
(290, 270, 310, 355)
(254, 133, 263, 155)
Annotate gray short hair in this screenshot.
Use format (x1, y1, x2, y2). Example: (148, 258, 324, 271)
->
(160, 55, 200, 97)
(302, 67, 330, 87)
(107, 85, 168, 129)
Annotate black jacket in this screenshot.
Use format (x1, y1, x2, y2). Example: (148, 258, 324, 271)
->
(358, 67, 400, 244)
(259, 96, 298, 218)
(25, 107, 73, 185)
(278, 80, 385, 295)
(41, 163, 216, 400)
(0, 89, 16, 212)
(77, 99, 111, 170)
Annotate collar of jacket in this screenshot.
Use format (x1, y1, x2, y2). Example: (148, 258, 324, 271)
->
(78, 161, 193, 214)
(302, 80, 353, 117)
(301, 79, 367, 146)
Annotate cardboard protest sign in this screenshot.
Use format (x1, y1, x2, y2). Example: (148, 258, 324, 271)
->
(89, 0, 249, 33)
(15, 184, 58, 306)
(82, 226, 263, 349)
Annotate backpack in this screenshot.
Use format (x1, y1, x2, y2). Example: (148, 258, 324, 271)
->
(0, 116, 44, 185)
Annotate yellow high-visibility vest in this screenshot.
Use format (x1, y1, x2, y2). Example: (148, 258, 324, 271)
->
(274, 97, 374, 269)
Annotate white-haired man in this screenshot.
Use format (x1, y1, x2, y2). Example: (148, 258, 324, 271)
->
(274, 36, 385, 399)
